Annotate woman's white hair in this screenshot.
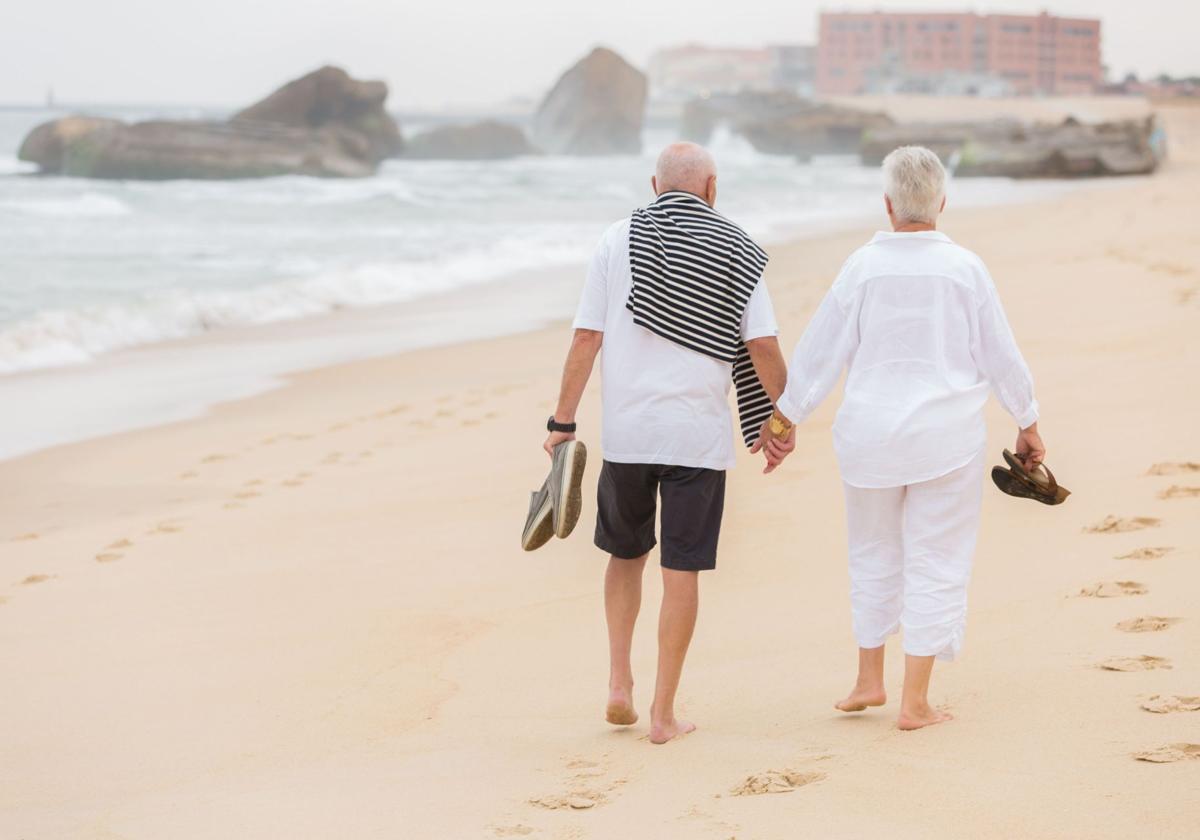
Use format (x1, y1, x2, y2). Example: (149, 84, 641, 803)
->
(882, 146, 946, 224)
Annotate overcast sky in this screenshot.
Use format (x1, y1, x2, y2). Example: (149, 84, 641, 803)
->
(2, 0, 1194, 109)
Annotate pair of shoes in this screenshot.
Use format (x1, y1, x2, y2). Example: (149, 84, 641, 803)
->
(991, 449, 1070, 505)
(522, 440, 588, 551)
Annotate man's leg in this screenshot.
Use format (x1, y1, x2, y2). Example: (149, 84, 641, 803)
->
(593, 461, 659, 727)
(837, 482, 905, 712)
(649, 567, 699, 744)
(605, 553, 647, 725)
(897, 450, 986, 730)
(649, 465, 724, 744)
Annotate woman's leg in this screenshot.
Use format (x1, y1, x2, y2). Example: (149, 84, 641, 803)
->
(897, 450, 986, 728)
(837, 482, 905, 711)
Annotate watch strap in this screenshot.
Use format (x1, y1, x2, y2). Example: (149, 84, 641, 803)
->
(547, 416, 577, 433)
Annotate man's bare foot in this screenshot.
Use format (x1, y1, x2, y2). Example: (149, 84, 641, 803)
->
(648, 718, 696, 744)
(605, 687, 638, 726)
(897, 705, 953, 731)
(835, 684, 887, 712)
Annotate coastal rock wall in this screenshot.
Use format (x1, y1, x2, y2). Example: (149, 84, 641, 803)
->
(682, 91, 891, 160)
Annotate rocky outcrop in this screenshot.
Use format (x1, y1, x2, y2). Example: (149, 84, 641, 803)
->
(233, 65, 403, 162)
(533, 47, 647, 155)
(681, 91, 891, 159)
(862, 116, 1165, 178)
(18, 66, 402, 179)
(403, 120, 535, 160)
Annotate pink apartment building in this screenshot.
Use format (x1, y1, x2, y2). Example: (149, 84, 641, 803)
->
(816, 10, 1102, 96)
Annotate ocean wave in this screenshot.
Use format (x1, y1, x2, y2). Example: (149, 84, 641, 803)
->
(0, 192, 133, 218)
(0, 237, 588, 374)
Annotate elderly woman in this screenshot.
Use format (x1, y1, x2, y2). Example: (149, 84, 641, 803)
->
(763, 146, 1045, 729)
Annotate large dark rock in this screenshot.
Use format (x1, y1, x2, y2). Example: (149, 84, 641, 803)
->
(404, 120, 535, 160)
(863, 116, 1165, 178)
(18, 66, 402, 179)
(533, 47, 647, 155)
(681, 91, 891, 160)
(233, 65, 403, 162)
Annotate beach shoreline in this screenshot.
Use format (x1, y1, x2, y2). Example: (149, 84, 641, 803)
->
(2, 102, 1198, 838)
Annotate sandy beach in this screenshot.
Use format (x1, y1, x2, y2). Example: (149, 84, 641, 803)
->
(2, 101, 1199, 838)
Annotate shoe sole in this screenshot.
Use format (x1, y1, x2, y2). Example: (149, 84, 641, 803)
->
(554, 440, 587, 540)
(522, 493, 554, 551)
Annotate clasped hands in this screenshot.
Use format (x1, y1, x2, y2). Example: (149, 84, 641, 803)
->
(750, 412, 796, 475)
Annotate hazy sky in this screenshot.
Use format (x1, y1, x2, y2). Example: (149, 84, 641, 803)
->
(2, 0, 1194, 109)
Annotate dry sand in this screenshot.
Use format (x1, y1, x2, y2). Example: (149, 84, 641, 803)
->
(2, 102, 1199, 838)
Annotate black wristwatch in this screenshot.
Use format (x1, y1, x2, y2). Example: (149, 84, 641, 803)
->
(547, 416, 577, 433)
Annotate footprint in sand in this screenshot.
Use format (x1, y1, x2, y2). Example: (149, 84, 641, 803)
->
(1098, 655, 1172, 672)
(1140, 695, 1200, 714)
(19, 574, 53, 585)
(1147, 462, 1200, 476)
(223, 502, 245, 510)
(1116, 616, 1181, 633)
(11, 532, 39, 542)
(178, 470, 199, 480)
(1084, 516, 1161, 534)
(233, 490, 262, 500)
(95, 552, 122, 563)
(1116, 546, 1174, 560)
(375, 404, 409, 418)
(528, 755, 624, 811)
(1134, 743, 1200, 763)
(200, 453, 230, 464)
(490, 826, 534, 837)
(327, 422, 351, 432)
(1159, 485, 1200, 499)
(730, 769, 827, 796)
(1077, 581, 1147, 598)
(147, 522, 183, 535)
(321, 451, 343, 465)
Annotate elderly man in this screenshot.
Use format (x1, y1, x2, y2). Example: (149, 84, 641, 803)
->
(543, 142, 789, 744)
(761, 146, 1045, 730)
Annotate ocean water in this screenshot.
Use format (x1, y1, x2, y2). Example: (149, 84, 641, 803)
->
(0, 104, 1099, 459)
(0, 105, 1082, 376)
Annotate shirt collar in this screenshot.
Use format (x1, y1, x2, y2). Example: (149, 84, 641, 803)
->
(869, 230, 953, 244)
(653, 189, 711, 207)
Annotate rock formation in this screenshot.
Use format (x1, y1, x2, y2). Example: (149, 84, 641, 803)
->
(533, 47, 647, 155)
(861, 115, 1166, 178)
(682, 91, 891, 160)
(403, 121, 535, 160)
(18, 66, 403, 179)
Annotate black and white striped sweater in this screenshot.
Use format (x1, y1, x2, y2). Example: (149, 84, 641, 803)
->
(627, 190, 773, 447)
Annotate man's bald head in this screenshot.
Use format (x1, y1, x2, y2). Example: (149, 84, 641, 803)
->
(652, 142, 718, 206)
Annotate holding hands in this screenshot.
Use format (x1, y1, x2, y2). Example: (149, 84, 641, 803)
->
(750, 411, 797, 474)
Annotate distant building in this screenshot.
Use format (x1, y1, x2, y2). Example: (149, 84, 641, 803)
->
(648, 43, 815, 102)
(816, 11, 1102, 96)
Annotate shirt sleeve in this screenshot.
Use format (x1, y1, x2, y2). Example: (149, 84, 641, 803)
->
(571, 226, 613, 332)
(774, 285, 859, 425)
(974, 270, 1039, 429)
(740, 280, 779, 341)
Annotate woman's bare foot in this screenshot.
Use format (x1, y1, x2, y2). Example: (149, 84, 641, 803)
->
(605, 686, 638, 726)
(835, 684, 887, 712)
(897, 704, 953, 731)
(648, 717, 695, 744)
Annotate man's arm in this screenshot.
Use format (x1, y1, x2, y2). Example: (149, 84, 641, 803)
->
(543, 328, 603, 456)
(745, 336, 796, 473)
(745, 336, 787, 402)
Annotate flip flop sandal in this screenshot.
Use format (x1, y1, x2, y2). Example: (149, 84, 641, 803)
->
(991, 448, 1070, 505)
